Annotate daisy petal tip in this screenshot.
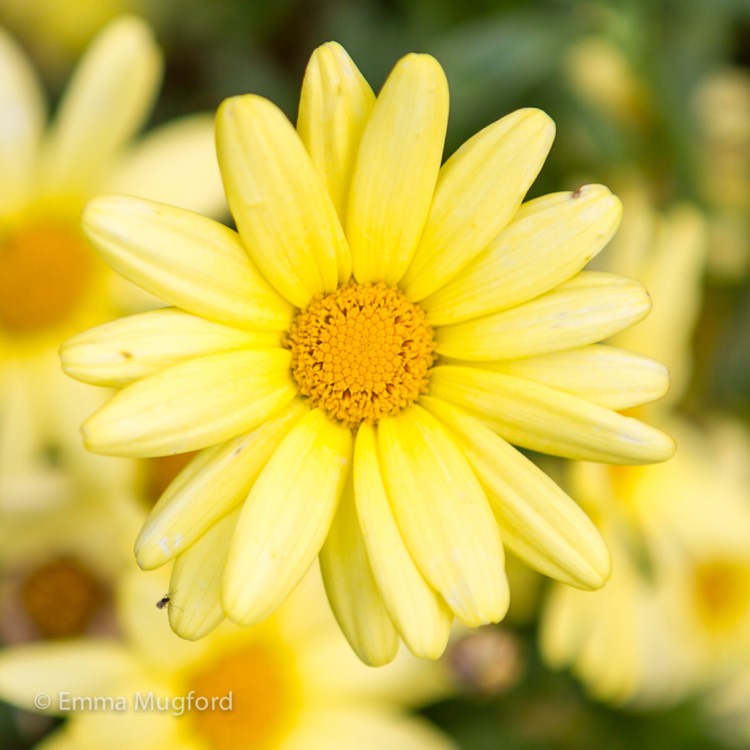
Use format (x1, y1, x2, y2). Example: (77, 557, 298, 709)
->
(390, 51, 448, 89)
(132, 534, 170, 572)
(310, 40, 350, 64)
(653, 431, 677, 463)
(217, 93, 275, 126)
(520, 106, 556, 139)
(574, 545, 612, 591)
(220, 591, 263, 629)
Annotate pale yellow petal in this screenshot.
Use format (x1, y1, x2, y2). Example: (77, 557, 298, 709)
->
(168, 508, 241, 640)
(216, 95, 350, 307)
(105, 113, 226, 217)
(612, 203, 707, 409)
(82, 195, 292, 330)
(354, 424, 453, 659)
(539, 584, 583, 668)
(422, 185, 622, 324)
(435, 272, 651, 361)
(0, 27, 45, 218)
(298, 41, 375, 229)
(478, 345, 670, 410)
(377, 405, 509, 626)
(320, 478, 400, 666)
(68, 706, 179, 750)
(223, 409, 351, 625)
(422, 396, 611, 589)
(135, 400, 307, 569)
(61, 307, 281, 387)
(402, 109, 556, 301)
(429, 365, 676, 464)
(0, 642, 140, 714)
(283, 709, 457, 750)
(347, 54, 448, 284)
(38, 17, 161, 196)
(83, 348, 296, 457)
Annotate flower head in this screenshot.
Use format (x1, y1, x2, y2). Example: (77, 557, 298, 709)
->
(62, 42, 675, 664)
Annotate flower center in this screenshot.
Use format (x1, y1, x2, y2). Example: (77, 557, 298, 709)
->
(286, 282, 435, 427)
(0, 220, 92, 335)
(693, 559, 750, 633)
(20, 557, 105, 639)
(185, 639, 300, 750)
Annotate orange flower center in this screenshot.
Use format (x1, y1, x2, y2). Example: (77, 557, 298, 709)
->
(693, 558, 750, 632)
(286, 282, 435, 427)
(0, 221, 92, 335)
(20, 557, 105, 639)
(185, 640, 299, 750)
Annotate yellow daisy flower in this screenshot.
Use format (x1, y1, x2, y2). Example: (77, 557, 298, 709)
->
(0, 15, 223, 512)
(0, 569, 456, 750)
(61, 42, 675, 665)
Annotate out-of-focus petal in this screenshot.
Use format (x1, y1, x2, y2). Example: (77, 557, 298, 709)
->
(0, 27, 45, 218)
(39, 16, 161, 197)
(106, 114, 226, 217)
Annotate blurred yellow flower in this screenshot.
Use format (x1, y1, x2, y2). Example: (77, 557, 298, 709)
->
(0, 462, 142, 642)
(62, 42, 674, 665)
(542, 418, 750, 706)
(0, 15, 223, 513)
(0, 569, 456, 750)
(539, 187, 750, 705)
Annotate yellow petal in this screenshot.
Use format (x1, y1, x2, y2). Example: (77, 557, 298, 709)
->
(477, 345, 670, 410)
(539, 584, 582, 668)
(612, 203, 707, 409)
(347, 54, 448, 284)
(298, 41, 375, 230)
(83, 348, 296, 457)
(223, 409, 351, 625)
(320, 477, 400, 666)
(283, 708, 457, 750)
(83, 195, 292, 329)
(38, 17, 161, 197)
(402, 109, 556, 301)
(135, 400, 307, 569)
(422, 185, 622, 324)
(69, 710, 178, 750)
(105, 114, 225, 217)
(216, 95, 350, 307)
(0, 642, 139, 714)
(0, 28, 45, 218)
(354, 424, 453, 659)
(377, 405, 509, 626)
(435, 272, 651, 361)
(422, 396, 611, 589)
(168, 508, 241, 640)
(61, 307, 280, 387)
(429, 365, 676, 464)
